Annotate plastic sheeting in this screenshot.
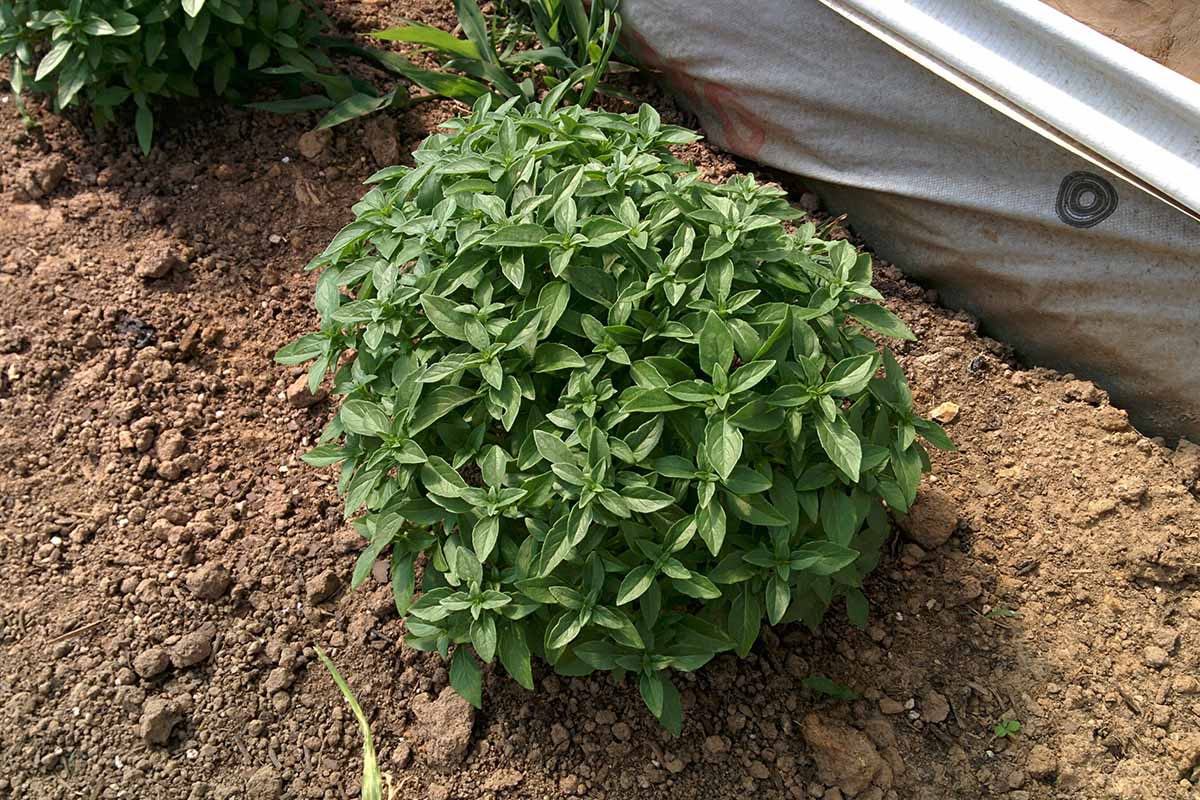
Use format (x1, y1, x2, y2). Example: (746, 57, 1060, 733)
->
(621, 0, 1200, 439)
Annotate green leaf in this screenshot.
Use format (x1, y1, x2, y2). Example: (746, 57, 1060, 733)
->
(728, 360, 776, 394)
(373, 23, 480, 59)
(472, 515, 501, 561)
(638, 670, 664, 717)
(616, 565, 655, 605)
(498, 624, 534, 690)
(534, 342, 585, 372)
(816, 416, 861, 482)
(824, 354, 877, 396)
(471, 615, 497, 662)
(421, 295, 468, 339)
(729, 589, 760, 657)
(704, 417, 742, 481)
(485, 224, 549, 248)
(317, 92, 395, 131)
(698, 311, 734, 376)
(846, 588, 869, 628)
(450, 647, 483, 709)
(182, 0, 207, 16)
(621, 486, 675, 514)
(849, 304, 915, 341)
(35, 39, 72, 81)
(803, 675, 859, 700)
(791, 541, 859, 575)
(314, 649, 383, 800)
(341, 400, 391, 437)
(410, 385, 477, 434)
(134, 105, 154, 156)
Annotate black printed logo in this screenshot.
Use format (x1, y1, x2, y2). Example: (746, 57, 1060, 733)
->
(1056, 171, 1118, 228)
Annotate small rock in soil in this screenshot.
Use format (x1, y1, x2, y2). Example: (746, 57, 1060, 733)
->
(170, 629, 213, 669)
(929, 401, 960, 423)
(15, 155, 67, 200)
(364, 117, 400, 167)
(245, 765, 283, 799)
(482, 768, 523, 791)
(410, 687, 475, 770)
(186, 562, 232, 601)
(264, 667, 294, 695)
(1167, 733, 1200, 777)
(878, 698, 905, 715)
(156, 429, 187, 460)
(1026, 744, 1059, 781)
(133, 648, 170, 679)
(1173, 438, 1200, 482)
(1062, 380, 1104, 404)
(305, 569, 340, 604)
(703, 735, 729, 757)
(135, 248, 182, 280)
(1143, 645, 1170, 669)
(800, 712, 885, 797)
(921, 690, 951, 724)
(139, 697, 183, 745)
(896, 486, 959, 550)
(297, 129, 332, 161)
(285, 374, 326, 409)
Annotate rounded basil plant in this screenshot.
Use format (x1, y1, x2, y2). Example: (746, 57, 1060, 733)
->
(278, 95, 952, 733)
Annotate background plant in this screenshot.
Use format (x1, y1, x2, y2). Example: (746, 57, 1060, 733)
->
(278, 95, 952, 732)
(365, 0, 626, 109)
(0, 0, 398, 151)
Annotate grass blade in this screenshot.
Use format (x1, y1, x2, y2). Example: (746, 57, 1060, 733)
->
(315, 648, 384, 800)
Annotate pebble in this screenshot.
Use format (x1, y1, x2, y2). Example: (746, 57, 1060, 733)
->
(133, 648, 171, 679)
(1143, 645, 1170, 669)
(170, 629, 213, 669)
(1026, 744, 1059, 780)
(139, 697, 182, 745)
(410, 688, 475, 770)
(305, 569, 340, 604)
(245, 766, 283, 800)
(921, 690, 951, 724)
(185, 562, 232, 601)
(285, 374, 326, 409)
(800, 713, 885, 797)
(264, 667, 295, 694)
(135, 249, 182, 280)
(297, 129, 332, 161)
(895, 486, 958, 550)
(929, 401, 960, 423)
(878, 698, 905, 715)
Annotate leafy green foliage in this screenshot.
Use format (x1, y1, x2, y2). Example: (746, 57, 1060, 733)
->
(280, 96, 950, 732)
(993, 718, 1021, 738)
(369, 0, 626, 108)
(0, 0, 400, 152)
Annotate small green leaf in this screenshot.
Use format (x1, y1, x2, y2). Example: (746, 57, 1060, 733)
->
(698, 311, 734, 376)
(450, 647, 483, 708)
(849, 304, 915, 341)
(341, 400, 391, 437)
(816, 416, 862, 482)
(704, 417, 742, 482)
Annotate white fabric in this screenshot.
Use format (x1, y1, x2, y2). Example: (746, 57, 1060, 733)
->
(621, 0, 1200, 438)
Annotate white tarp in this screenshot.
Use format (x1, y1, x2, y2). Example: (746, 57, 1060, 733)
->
(621, 0, 1200, 439)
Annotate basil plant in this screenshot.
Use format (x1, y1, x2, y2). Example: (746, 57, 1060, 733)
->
(278, 94, 951, 733)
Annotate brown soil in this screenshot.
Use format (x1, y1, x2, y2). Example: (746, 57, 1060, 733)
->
(1042, 0, 1200, 82)
(2, 3, 1199, 800)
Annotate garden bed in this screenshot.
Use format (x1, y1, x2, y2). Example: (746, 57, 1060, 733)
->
(1, 1, 1198, 798)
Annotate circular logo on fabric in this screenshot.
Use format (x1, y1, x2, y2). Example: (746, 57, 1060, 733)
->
(1056, 171, 1118, 228)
